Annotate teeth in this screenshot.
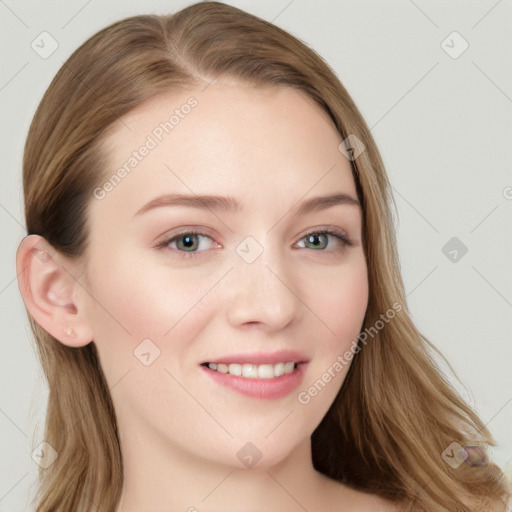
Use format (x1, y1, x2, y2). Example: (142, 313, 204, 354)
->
(242, 364, 258, 378)
(217, 363, 229, 373)
(283, 362, 295, 373)
(274, 362, 284, 377)
(207, 361, 297, 379)
(258, 364, 274, 379)
(228, 363, 242, 376)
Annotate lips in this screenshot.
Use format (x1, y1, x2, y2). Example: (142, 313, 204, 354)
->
(199, 350, 309, 400)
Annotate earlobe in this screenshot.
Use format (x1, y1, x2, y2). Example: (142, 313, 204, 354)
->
(16, 234, 93, 347)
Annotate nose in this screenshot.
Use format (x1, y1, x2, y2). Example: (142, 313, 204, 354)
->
(225, 240, 303, 331)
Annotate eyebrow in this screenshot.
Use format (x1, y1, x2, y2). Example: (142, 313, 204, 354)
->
(134, 192, 360, 217)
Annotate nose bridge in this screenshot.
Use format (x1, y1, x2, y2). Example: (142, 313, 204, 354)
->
(225, 234, 301, 329)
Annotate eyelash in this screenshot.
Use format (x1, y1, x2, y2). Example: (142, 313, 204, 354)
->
(155, 227, 353, 259)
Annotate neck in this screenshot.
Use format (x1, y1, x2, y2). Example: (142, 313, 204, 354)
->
(115, 426, 329, 512)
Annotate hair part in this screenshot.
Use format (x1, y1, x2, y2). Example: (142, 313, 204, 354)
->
(22, 2, 511, 510)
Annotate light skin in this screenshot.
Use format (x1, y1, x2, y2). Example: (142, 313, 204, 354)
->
(17, 81, 399, 511)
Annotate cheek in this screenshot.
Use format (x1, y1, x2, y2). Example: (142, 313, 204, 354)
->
(292, 258, 368, 412)
(82, 251, 215, 371)
(306, 258, 369, 354)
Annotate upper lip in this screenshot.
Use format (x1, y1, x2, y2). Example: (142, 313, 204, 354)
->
(202, 350, 309, 366)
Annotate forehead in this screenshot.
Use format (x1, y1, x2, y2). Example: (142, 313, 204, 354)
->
(101, 80, 342, 167)
(91, 82, 358, 224)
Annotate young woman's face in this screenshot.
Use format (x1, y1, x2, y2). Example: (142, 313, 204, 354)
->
(81, 81, 368, 469)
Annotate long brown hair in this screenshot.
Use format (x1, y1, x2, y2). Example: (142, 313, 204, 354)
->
(21, 2, 511, 510)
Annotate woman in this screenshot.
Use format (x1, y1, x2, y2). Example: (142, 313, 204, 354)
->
(15, 2, 511, 511)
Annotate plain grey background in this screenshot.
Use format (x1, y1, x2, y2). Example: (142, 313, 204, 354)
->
(1, 1, 511, 510)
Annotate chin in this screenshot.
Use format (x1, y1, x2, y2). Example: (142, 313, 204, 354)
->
(232, 434, 309, 472)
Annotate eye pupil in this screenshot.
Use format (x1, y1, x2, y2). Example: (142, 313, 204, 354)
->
(306, 233, 327, 250)
(178, 234, 198, 251)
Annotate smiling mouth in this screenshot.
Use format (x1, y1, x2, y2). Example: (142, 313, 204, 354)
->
(201, 362, 298, 379)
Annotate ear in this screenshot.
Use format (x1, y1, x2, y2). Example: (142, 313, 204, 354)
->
(16, 234, 93, 347)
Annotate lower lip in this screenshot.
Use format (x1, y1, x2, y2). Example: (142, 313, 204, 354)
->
(200, 363, 307, 400)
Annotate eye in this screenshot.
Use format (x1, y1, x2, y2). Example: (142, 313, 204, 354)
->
(296, 228, 353, 251)
(155, 229, 220, 258)
(155, 226, 354, 259)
